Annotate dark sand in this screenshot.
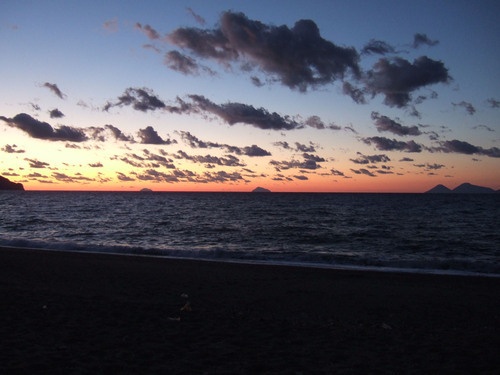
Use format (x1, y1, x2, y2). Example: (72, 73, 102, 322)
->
(1, 247, 499, 374)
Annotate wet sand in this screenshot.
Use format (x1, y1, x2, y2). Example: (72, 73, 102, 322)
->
(1, 246, 499, 374)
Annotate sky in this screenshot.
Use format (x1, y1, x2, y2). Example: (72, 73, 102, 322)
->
(1, 0, 499, 192)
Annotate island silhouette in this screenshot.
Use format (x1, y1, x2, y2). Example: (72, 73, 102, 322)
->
(426, 182, 498, 194)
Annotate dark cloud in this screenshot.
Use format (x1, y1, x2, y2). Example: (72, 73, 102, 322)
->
(104, 87, 166, 112)
(412, 33, 439, 48)
(350, 152, 391, 164)
(242, 145, 271, 157)
(186, 7, 206, 25)
(134, 169, 180, 183)
(186, 94, 300, 130)
(303, 153, 325, 162)
(104, 124, 135, 142)
(486, 98, 500, 108)
(364, 56, 451, 107)
(2, 144, 25, 153)
(304, 115, 341, 130)
(270, 154, 323, 171)
(361, 39, 396, 55)
(179, 131, 219, 148)
(42, 82, 66, 99)
(1, 113, 88, 142)
(166, 11, 360, 91)
(342, 82, 367, 104)
(371, 112, 421, 136)
(178, 131, 270, 156)
(116, 172, 135, 182)
(203, 170, 246, 183)
(29, 102, 41, 111)
(134, 23, 161, 40)
(173, 150, 245, 167)
(52, 172, 94, 183)
(295, 142, 317, 153)
(414, 163, 445, 170)
(363, 136, 423, 152)
(49, 108, 65, 119)
(399, 157, 414, 162)
(434, 139, 500, 158)
(137, 126, 175, 145)
(293, 175, 309, 181)
(330, 168, 345, 177)
(164, 50, 204, 75)
(114, 150, 176, 169)
(24, 158, 50, 169)
(350, 168, 376, 177)
(452, 101, 476, 115)
(88, 162, 103, 168)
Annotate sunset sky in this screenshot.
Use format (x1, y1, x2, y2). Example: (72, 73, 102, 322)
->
(1, 0, 499, 192)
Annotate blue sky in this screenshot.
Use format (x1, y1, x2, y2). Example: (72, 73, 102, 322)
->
(1, 0, 499, 191)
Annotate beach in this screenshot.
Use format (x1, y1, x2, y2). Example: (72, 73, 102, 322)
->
(1, 247, 498, 374)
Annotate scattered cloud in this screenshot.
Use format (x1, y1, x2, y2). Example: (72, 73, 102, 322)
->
(49, 108, 65, 119)
(486, 98, 500, 108)
(1, 113, 88, 142)
(137, 126, 175, 145)
(116, 172, 135, 182)
(186, 7, 206, 25)
(41, 82, 66, 99)
(363, 136, 423, 152)
(342, 82, 367, 104)
(270, 153, 325, 171)
(350, 152, 391, 164)
(412, 33, 439, 48)
(104, 87, 166, 112)
(413, 163, 445, 170)
(2, 144, 25, 153)
(371, 112, 421, 136)
(361, 39, 396, 55)
(134, 23, 161, 40)
(330, 168, 346, 177)
(433, 139, 500, 158)
(178, 131, 270, 156)
(88, 162, 103, 168)
(165, 50, 207, 75)
(452, 101, 476, 115)
(350, 168, 376, 177)
(472, 124, 494, 132)
(52, 172, 94, 183)
(24, 158, 50, 168)
(183, 94, 300, 130)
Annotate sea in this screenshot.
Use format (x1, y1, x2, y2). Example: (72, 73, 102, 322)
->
(0, 191, 498, 276)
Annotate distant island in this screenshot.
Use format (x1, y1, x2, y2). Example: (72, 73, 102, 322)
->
(426, 183, 498, 194)
(140, 188, 153, 192)
(0, 175, 24, 191)
(252, 187, 271, 193)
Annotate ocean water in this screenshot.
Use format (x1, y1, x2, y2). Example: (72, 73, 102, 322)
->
(0, 191, 498, 276)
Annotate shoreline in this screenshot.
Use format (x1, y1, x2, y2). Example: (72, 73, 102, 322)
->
(1, 244, 498, 278)
(1, 245, 499, 374)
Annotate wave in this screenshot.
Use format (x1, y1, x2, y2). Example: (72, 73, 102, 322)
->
(1, 236, 498, 277)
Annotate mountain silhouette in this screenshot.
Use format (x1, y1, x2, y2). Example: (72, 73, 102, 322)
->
(426, 182, 496, 194)
(0, 175, 24, 191)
